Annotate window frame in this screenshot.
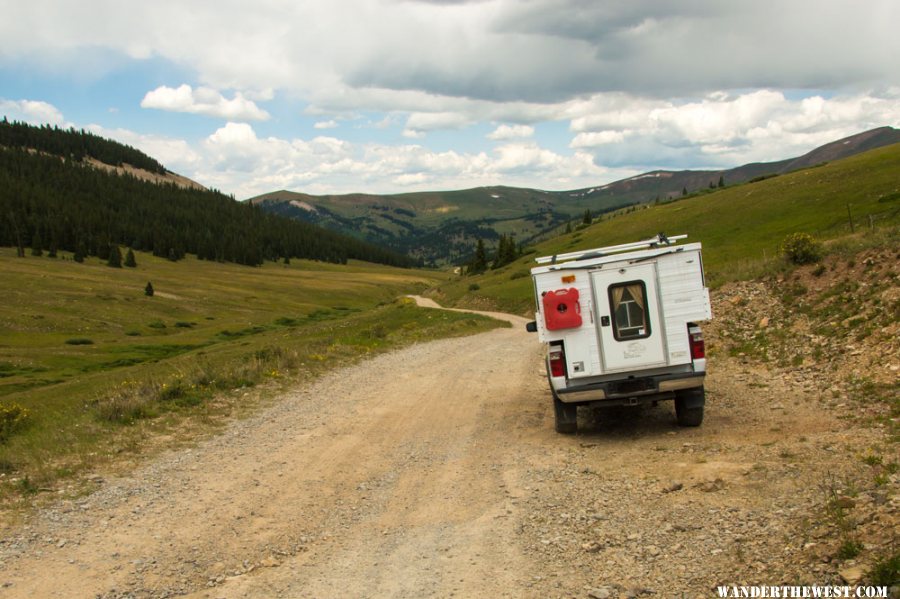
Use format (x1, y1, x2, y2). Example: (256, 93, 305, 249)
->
(607, 280, 651, 341)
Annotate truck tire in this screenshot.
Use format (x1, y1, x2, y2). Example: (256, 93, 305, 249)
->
(553, 396, 578, 434)
(675, 386, 705, 427)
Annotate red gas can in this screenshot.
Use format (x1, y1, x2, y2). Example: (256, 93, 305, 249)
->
(542, 288, 583, 330)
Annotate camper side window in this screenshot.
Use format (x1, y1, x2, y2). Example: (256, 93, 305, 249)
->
(608, 281, 650, 341)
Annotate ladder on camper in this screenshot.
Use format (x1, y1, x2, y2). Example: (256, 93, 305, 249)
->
(534, 233, 688, 265)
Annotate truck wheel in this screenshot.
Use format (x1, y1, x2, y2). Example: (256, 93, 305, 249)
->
(675, 387, 705, 427)
(553, 397, 578, 434)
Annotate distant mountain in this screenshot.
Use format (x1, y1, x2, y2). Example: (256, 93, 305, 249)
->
(249, 127, 900, 266)
(557, 126, 900, 206)
(250, 186, 578, 266)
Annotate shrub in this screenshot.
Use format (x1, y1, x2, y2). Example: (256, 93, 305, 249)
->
(837, 538, 863, 560)
(868, 551, 900, 586)
(158, 380, 187, 402)
(92, 382, 155, 423)
(0, 403, 30, 442)
(107, 244, 123, 268)
(147, 320, 166, 329)
(65, 338, 94, 345)
(781, 233, 822, 265)
(468, 283, 480, 291)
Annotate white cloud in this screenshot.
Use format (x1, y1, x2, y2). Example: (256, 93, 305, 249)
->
(487, 124, 534, 140)
(141, 84, 270, 121)
(3, 1, 899, 197)
(493, 142, 562, 173)
(85, 124, 203, 172)
(0, 99, 66, 126)
(570, 130, 628, 148)
(3, 1, 899, 110)
(402, 128, 426, 139)
(567, 89, 900, 168)
(404, 111, 473, 135)
(177, 122, 617, 198)
(393, 172, 430, 187)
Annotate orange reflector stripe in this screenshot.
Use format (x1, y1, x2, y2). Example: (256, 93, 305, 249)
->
(561, 275, 576, 284)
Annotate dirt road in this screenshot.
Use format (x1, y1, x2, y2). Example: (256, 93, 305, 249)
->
(0, 295, 892, 598)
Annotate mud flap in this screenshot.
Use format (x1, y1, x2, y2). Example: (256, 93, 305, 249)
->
(677, 386, 705, 409)
(553, 396, 578, 434)
(674, 386, 705, 427)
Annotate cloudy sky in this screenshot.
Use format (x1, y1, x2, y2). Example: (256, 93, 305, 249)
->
(2, 0, 899, 199)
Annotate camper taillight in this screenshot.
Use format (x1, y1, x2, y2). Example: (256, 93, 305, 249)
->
(689, 325, 705, 360)
(549, 344, 566, 377)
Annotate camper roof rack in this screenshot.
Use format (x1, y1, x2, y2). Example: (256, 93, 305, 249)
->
(534, 233, 687, 265)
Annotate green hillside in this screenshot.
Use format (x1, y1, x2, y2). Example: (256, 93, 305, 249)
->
(251, 186, 602, 265)
(0, 251, 502, 500)
(433, 142, 900, 314)
(1, 121, 413, 268)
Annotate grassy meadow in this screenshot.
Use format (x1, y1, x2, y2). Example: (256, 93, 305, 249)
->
(0, 250, 504, 506)
(436, 143, 900, 314)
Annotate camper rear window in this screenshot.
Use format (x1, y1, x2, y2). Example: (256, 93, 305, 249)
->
(608, 281, 650, 341)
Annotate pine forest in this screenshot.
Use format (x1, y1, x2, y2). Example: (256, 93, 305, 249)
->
(0, 120, 415, 268)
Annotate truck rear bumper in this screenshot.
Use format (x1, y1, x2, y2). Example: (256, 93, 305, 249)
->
(556, 373, 705, 404)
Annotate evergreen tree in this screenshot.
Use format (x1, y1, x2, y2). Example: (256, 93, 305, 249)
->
(582, 209, 592, 225)
(145, 281, 154, 297)
(0, 121, 414, 269)
(469, 239, 488, 274)
(125, 248, 137, 267)
(8, 211, 25, 257)
(107, 244, 123, 268)
(492, 234, 518, 269)
(492, 236, 505, 269)
(283, 256, 290, 265)
(565, 222, 572, 234)
(682, 187, 688, 196)
(718, 175, 725, 188)
(31, 232, 43, 256)
(96, 239, 110, 260)
(74, 241, 86, 263)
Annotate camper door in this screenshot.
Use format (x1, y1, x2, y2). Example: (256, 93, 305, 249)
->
(591, 263, 668, 372)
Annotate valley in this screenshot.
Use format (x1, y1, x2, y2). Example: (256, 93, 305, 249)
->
(0, 121, 897, 596)
(0, 258, 895, 596)
(0, 251, 503, 505)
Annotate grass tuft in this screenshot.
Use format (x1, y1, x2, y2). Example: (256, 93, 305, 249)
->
(0, 403, 30, 442)
(868, 551, 900, 586)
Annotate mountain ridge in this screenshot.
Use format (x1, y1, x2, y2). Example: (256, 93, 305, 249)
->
(249, 127, 900, 265)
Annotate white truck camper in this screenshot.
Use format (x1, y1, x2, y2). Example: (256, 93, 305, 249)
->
(525, 234, 713, 433)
